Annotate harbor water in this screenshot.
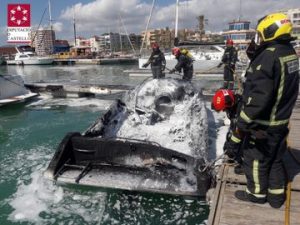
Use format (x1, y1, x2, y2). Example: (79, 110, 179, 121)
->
(0, 64, 221, 225)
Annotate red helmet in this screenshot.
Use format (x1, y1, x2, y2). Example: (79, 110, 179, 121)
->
(211, 89, 235, 111)
(151, 42, 159, 49)
(172, 47, 180, 56)
(226, 39, 234, 46)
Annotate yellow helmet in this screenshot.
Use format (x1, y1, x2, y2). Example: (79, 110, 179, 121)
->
(256, 13, 292, 42)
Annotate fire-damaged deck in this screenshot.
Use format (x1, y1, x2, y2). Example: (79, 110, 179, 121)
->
(207, 95, 300, 225)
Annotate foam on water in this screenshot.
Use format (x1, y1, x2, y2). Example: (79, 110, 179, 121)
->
(1, 146, 107, 224)
(9, 170, 64, 222)
(28, 95, 113, 111)
(8, 170, 108, 224)
(1, 142, 208, 225)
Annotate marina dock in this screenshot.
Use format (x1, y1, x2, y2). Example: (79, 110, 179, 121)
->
(207, 96, 300, 225)
(53, 58, 138, 65)
(25, 83, 133, 98)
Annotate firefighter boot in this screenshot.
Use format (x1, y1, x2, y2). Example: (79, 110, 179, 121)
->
(234, 164, 245, 175)
(267, 192, 286, 209)
(235, 190, 266, 204)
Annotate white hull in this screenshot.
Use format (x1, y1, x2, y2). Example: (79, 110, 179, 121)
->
(139, 45, 224, 72)
(7, 58, 54, 65)
(138, 58, 220, 72)
(0, 92, 38, 107)
(0, 75, 38, 107)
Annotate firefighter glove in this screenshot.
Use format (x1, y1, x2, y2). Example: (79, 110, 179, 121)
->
(223, 139, 241, 159)
(169, 68, 176, 74)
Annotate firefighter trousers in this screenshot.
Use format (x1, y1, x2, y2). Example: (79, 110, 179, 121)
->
(151, 66, 165, 79)
(223, 65, 235, 89)
(243, 127, 289, 208)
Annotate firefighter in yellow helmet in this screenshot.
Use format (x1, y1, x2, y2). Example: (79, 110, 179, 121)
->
(234, 13, 299, 208)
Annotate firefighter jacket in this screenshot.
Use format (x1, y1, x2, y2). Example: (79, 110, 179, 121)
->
(237, 38, 299, 131)
(221, 46, 238, 67)
(174, 54, 193, 72)
(145, 49, 166, 68)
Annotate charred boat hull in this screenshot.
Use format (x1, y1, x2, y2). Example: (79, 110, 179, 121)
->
(45, 132, 211, 196)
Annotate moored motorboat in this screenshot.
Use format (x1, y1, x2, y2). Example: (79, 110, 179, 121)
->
(6, 46, 53, 65)
(6, 51, 54, 65)
(45, 78, 212, 196)
(0, 75, 38, 107)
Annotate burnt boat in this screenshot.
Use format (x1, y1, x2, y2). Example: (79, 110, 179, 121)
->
(45, 78, 212, 196)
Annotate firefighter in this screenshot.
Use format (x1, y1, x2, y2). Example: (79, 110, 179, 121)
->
(218, 39, 238, 89)
(169, 47, 194, 81)
(142, 42, 166, 79)
(211, 89, 244, 171)
(233, 13, 299, 208)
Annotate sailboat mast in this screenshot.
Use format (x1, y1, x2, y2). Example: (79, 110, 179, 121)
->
(239, 0, 242, 21)
(119, 16, 123, 52)
(175, 0, 179, 39)
(48, 0, 52, 30)
(73, 7, 77, 46)
(119, 14, 136, 55)
(139, 0, 156, 55)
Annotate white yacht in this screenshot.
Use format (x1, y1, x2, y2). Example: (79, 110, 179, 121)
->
(6, 47, 54, 65)
(139, 45, 224, 72)
(0, 75, 38, 107)
(139, 0, 224, 72)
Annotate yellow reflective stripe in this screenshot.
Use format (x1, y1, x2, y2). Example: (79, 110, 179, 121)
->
(240, 110, 252, 123)
(255, 118, 289, 126)
(240, 111, 289, 126)
(256, 65, 261, 70)
(268, 188, 285, 195)
(266, 47, 276, 52)
(280, 54, 298, 62)
(241, 53, 295, 128)
(246, 97, 252, 105)
(270, 57, 285, 121)
(253, 160, 260, 193)
(269, 54, 297, 124)
(231, 135, 241, 143)
(246, 188, 266, 198)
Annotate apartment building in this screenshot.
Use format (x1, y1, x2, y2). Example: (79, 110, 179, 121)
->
(141, 27, 190, 50)
(31, 29, 55, 56)
(222, 20, 256, 48)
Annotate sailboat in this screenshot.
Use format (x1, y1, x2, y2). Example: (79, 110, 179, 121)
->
(138, 0, 224, 72)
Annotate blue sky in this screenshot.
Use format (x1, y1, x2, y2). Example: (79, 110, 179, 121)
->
(1, 0, 299, 45)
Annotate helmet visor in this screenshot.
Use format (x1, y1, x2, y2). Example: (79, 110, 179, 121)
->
(254, 32, 263, 45)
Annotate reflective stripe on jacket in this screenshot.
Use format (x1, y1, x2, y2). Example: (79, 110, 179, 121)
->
(221, 46, 238, 66)
(146, 50, 166, 67)
(237, 41, 299, 130)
